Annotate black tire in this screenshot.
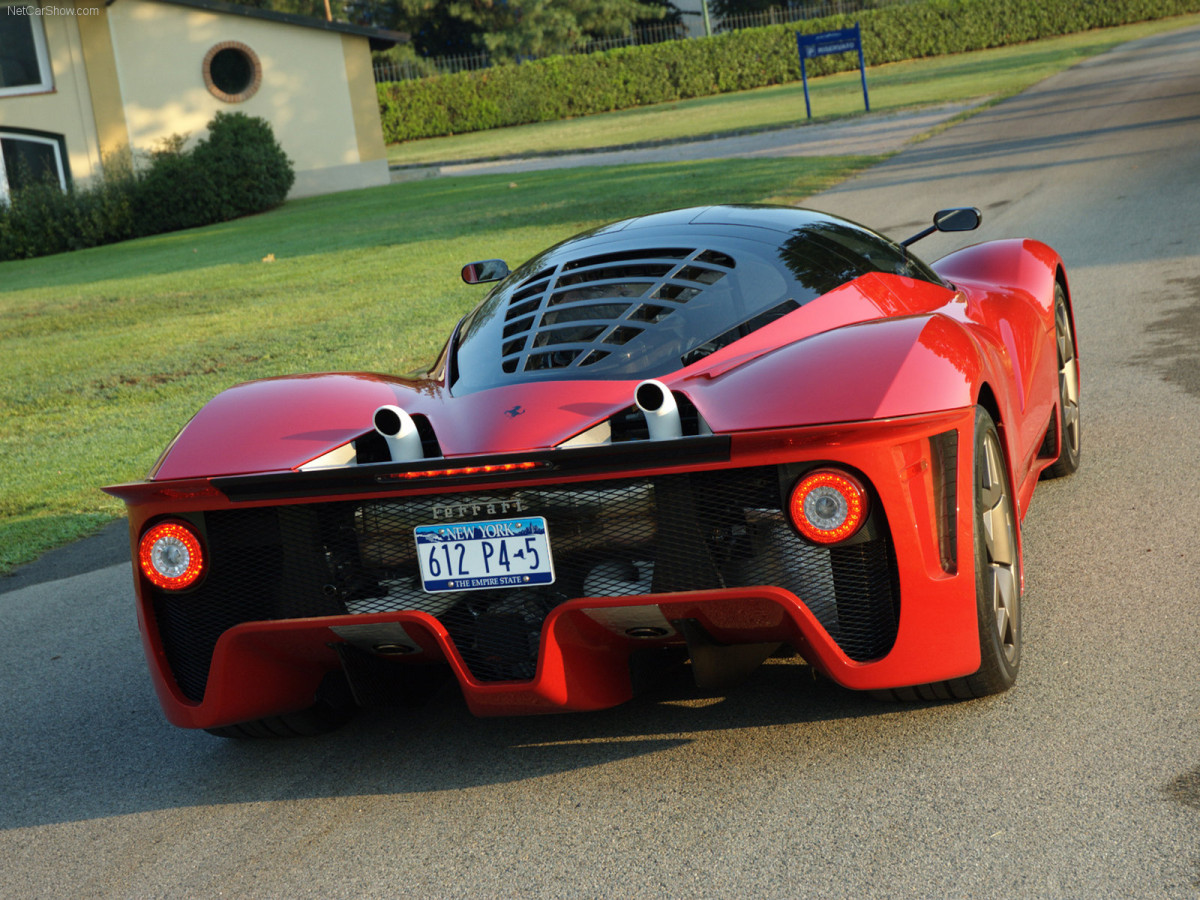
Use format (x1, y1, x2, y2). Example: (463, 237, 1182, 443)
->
(205, 673, 356, 739)
(874, 407, 1021, 701)
(1042, 283, 1081, 479)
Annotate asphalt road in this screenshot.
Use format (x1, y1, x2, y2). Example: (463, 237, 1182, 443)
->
(3, 26, 1199, 900)
(426, 102, 983, 176)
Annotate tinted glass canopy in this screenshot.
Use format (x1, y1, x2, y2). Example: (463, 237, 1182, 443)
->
(451, 205, 941, 393)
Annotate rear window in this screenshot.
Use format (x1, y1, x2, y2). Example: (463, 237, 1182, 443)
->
(450, 218, 939, 393)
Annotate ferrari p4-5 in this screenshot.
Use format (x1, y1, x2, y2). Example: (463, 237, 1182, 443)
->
(105, 204, 1080, 737)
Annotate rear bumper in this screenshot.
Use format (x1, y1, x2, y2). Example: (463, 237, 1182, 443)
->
(115, 407, 984, 729)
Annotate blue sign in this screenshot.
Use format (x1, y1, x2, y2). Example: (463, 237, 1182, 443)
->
(795, 23, 869, 120)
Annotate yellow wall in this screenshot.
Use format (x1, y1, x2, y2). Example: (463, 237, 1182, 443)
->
(106, 0, 388, 195)
(341, 33, 386, 164)
(0, 2, 109, 185)
(76, 1, 130, 164)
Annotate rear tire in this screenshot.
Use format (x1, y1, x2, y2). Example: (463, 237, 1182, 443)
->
(874, 407, 1021, 701)
(959, 406, 1022, 695)
(1042, 283, 1081, 479)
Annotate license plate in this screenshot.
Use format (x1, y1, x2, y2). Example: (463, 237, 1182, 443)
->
(413, 516, 555, 593)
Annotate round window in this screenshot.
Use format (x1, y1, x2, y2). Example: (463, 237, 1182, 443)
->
(202, 42, 262, 103)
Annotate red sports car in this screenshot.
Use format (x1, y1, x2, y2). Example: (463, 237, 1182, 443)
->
(105, 205, 1080, 737)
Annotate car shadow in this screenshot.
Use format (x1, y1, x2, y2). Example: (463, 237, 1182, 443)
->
(0, 621, 958, 831)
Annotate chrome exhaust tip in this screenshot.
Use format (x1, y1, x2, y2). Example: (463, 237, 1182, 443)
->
(373, 404, 424, 462)
(634, 379, 682, 440)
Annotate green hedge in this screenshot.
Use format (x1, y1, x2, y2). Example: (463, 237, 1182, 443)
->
(0, 112, 294, 262)
(379, 0, 1200, 143)
(0, 161, 138, 261)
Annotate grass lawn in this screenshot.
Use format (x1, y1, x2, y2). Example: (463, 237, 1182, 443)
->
(387, 14, 1200, 167)
(0, 156, 876, 572)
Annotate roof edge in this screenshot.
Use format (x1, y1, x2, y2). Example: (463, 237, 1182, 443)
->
(127, 0, 407, 48)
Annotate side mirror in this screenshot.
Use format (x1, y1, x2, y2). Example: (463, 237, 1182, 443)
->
(933, 207, 981, 233)
(901, 207, 982, 247)
(461, 259, 510, 284)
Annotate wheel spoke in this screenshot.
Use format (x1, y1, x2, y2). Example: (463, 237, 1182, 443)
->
(980, 435, 1015, 566)
(1061, 359, 1080, 405)
(991, 563, 1019, 659)
(1062, 401, 1080, 449)
(993, 594, 1009, 644)
(1056, 308, 1074, 364)
(980, 437, 1005, 508)
(983, 497, 1014, 566)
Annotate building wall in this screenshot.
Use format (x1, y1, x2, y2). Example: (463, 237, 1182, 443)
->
(341, 34, 386, 166)
(0, 2, 107, 186)
(106, 0, 387, 196)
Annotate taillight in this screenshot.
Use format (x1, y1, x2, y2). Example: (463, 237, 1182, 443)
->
(788, 469, 868, 544)
(138, 520, 205, 590)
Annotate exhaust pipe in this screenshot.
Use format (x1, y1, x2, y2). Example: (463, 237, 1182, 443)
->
(373, 405, 423, 462)
(634, 380, 682, 441)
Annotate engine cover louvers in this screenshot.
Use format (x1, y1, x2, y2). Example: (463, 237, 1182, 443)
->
(500, 248, 735, 374)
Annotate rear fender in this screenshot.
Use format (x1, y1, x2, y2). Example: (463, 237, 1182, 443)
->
(935, 239, 1072, 497)
(933, 238, 1065, 320)
(684, 314, 991, 431)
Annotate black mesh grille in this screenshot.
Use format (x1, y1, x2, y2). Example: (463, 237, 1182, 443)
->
(152, 468, 900, 701)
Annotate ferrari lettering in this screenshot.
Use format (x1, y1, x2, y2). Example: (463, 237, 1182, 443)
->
(432, 499, 526, 519)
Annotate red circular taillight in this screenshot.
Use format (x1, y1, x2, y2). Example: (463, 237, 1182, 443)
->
(788, 469, 869, 544)
(138, 520, 205, 590)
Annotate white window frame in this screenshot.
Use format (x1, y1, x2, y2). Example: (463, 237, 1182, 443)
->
(0, 131, 67, 204)
(0, 4, 54, 98)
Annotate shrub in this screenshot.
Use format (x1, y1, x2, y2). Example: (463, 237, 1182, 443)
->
(0, 113, 295, 261)
(0, 151, 140, 259)
(80, 151, 140, 245)
(0, 177, 73, 260)
(133, 138, 219, 235)
(191, 111, 295, 219)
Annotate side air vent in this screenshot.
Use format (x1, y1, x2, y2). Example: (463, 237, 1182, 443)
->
(500, 248, 735, 375)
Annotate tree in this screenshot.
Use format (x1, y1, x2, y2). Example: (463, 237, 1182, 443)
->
(447, 0, 666, 58)
(355, 0, 486, 57)
(709, 0, 821, 25)
(239, 0, 351, 18)
(250, 0, 674, 62)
